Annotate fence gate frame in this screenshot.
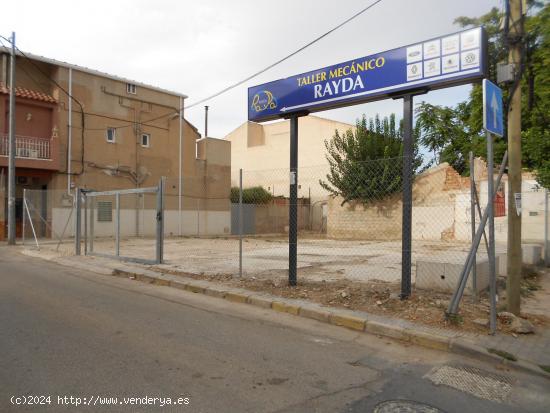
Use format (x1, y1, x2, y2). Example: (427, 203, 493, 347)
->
(75, 178, 165, 264)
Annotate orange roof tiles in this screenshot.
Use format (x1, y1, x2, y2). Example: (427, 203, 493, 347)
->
(0, 82, 56, 103)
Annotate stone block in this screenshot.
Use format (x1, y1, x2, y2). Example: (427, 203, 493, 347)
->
(416, 256, 494, 295)
(329, 314, 366, 331)
(272, 301, 300, 315)
(497, 252, 507, 276)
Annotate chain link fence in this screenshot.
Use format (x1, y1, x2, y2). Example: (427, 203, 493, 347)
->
(19, 161, 549, 297)
(157, 159, 549, 299)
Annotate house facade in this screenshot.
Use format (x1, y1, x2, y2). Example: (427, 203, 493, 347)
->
(0, 49, 230, 239)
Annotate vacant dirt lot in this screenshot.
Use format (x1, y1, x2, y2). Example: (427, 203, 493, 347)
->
(29, 235, 546, 334)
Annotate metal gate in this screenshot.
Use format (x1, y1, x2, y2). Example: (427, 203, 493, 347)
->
(75, 178, 165, 264)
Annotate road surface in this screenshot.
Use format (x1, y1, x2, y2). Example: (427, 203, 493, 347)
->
(1, 246, 548, 412)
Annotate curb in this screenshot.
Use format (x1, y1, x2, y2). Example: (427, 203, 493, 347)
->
(111, 267, 550, 380)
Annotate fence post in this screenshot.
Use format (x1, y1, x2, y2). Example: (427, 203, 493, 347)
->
(545, 189, 549, 267)
(155, 177, 165, 264)
(470, 151, 477, 303)
(115, 192, 120, 257)
(90, 197, 95, 253)
(75, 188, 81, 256)
(84, 192, 88, 255)
(239, 168, 243, 277)
(22, 188, 26, 247)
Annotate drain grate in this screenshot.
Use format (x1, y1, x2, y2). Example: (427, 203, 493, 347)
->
(373, 400, 445, 413)
(425, 365, 513, 403)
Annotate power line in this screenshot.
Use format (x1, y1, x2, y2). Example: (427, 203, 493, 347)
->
(0, 35, 178, 130)
(184, 0, 385, 109)
(2, 0, 385, 120)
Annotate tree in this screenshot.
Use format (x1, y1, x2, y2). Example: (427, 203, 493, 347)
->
(319, 114, 424, 205)
(415, 3, 550, 186)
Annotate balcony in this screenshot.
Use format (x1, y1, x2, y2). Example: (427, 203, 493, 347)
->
(0, 134, 60, 171)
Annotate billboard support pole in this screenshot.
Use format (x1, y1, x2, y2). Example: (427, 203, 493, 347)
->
(289, 115, 299, 286)
(287, 112, 307, 286)
(401, 94, 414, 299)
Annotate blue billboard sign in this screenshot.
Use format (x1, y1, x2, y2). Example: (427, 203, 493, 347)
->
(482, 79, 504, 137)
(248, 27, 486, 122)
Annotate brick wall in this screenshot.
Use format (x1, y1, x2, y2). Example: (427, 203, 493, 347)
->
(327, 163, 460, 240)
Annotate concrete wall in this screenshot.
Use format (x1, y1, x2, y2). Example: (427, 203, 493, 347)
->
(327, 163, 459, 240)
(326, 160, 548, 244)
(51, 207, 231, 238)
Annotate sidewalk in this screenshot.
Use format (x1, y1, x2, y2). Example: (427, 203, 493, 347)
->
(22, 248, 550, 379)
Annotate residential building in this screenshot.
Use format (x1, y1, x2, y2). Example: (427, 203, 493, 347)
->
(0, 48, 230, 240)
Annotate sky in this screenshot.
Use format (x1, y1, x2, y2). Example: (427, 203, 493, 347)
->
(5, 0, 502, 138)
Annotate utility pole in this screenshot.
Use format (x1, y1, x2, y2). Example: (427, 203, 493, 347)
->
(7, 31, 16, 245)
(506, 0, 523, 315)
(204, 105, 209, 138)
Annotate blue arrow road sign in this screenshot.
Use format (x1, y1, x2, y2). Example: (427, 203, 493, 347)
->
(483, 79, 504, 137)
(249, 27, 487, 122)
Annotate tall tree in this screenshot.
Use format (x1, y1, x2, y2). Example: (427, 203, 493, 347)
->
(320, 114, 424, 205)
(415, 3, 550, 185)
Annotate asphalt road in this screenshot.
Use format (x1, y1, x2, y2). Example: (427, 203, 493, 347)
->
(1, 246, 549, 413)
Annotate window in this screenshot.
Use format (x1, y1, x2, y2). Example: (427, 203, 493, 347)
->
(106, 127, 116, 143)
(97, 201, 113, 222)
(126, 83, 137, 94)
(141, 133, 150, 148)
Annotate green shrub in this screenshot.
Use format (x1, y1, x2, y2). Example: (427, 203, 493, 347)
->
(230, 186, 273, 204)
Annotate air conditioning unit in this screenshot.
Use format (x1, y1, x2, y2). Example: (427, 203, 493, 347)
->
(16, 148, 30, 157)
(28, 149, 39, 158)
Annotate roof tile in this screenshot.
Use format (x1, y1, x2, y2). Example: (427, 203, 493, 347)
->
(0, 82, 56, 103)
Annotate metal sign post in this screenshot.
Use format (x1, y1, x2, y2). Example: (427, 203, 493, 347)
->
(484, 79, 503, 334)
(249, 27, 487, 287)
(486, 130, 497, 334)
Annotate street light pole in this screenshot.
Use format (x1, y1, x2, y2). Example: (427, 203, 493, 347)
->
(7, 31, 16, 245)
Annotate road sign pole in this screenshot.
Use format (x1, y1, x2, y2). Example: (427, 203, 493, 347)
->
(487, 131, 497, 334)
(401, 94, 413, 299)
(289, 115, 299, 286)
